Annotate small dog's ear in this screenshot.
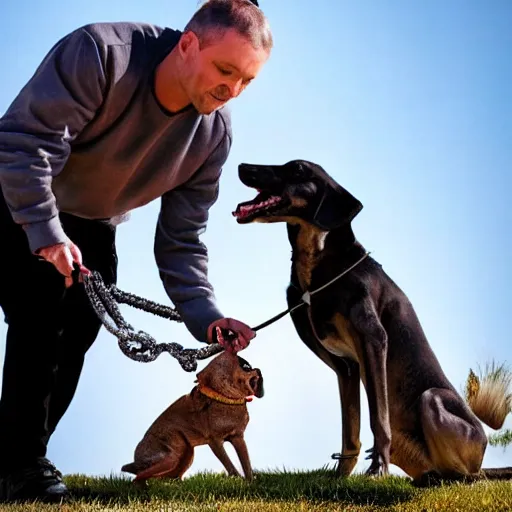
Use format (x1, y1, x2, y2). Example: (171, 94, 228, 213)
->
(312, 185, 363, 230)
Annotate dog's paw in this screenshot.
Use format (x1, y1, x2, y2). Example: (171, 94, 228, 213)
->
(132, 478, 150, 489)
(364, 456, 389, 478)
(363, 446, 390, 477)
(365, 464, 389, 478)
(412, 471, 443, 488)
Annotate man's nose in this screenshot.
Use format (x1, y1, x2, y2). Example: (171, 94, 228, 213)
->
(230, 78, 244, 98)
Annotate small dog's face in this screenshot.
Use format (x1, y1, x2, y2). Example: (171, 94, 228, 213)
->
(232, 160, 363, 231)
(196, 351, 264, 400)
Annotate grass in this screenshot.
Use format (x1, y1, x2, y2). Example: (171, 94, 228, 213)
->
(489, 429, 512, 448)
(0, 469, 511, 511)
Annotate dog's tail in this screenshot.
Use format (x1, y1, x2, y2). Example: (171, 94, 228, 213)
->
(464, 361, 512, 430)
(121, 462, 138, 474)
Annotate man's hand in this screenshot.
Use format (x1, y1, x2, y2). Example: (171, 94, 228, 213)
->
(37, 241, 88, 288)
(207, 318, 256, 352)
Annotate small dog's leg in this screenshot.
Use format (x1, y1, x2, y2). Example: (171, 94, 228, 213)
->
(133, 456, 179, 482)
(229, 435, 253, 481)
(350, 299, 391, 477)
(132, 434, 192, 482)
(170, 443, 195, 480)
(208, 439, 242, 477)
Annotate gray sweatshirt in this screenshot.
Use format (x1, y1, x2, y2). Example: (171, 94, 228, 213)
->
(0, 22, 233, 343)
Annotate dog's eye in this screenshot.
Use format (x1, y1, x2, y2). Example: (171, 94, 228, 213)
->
(237, 356, 252, 371)
(292, 164, 306, 180)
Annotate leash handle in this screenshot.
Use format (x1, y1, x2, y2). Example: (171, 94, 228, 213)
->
(71, 262, 82, 285)
(71, 261, 91, 286)
(211, 327, 239, 344)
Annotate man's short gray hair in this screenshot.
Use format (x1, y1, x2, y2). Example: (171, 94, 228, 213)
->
(184, 0, 273, 52)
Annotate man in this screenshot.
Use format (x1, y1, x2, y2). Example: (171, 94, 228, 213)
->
(0, 0, 272, 502)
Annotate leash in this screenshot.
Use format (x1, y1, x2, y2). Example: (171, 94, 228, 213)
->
(77, 251, 370, 372)
(79, 268, 224, 372)
(251, 251, 371, 332)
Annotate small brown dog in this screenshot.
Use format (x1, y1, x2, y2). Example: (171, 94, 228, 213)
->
(121, 350, 264, 482)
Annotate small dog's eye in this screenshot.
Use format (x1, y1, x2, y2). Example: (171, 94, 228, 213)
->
(237, 356, 252, 371)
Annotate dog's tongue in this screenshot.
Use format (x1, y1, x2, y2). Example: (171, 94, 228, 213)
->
(245, 396, 254, 402)
(232, 195, 281, 218)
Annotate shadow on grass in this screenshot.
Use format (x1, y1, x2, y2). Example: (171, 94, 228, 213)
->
(66, 468, 417, 507)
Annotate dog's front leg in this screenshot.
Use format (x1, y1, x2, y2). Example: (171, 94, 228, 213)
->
(208, 439, 242, 477)
(289, 287, 362, 476)
(229, 435, 253, 481)
(350, 299, 391, 476)
(333, 357, 362, 477)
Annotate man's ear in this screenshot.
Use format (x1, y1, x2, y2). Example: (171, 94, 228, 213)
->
(179, 31, 199, 59)
(312, 185, 363, 230)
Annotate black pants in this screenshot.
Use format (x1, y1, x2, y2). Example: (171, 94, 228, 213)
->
(0, 190, 118, 472)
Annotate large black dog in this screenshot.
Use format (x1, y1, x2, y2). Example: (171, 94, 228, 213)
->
(233, 159, 511, 484)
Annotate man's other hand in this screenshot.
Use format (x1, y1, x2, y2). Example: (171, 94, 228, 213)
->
(207, 318, 256, 352)
(38, 241, 86, 288)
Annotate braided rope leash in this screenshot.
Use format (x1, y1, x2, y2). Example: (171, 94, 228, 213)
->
(78, 250, 371, 373)
(81, 270, 223, 372)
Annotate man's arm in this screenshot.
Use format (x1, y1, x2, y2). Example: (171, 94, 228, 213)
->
(0, 27, 106, 253)
(154, 128, 231, 343)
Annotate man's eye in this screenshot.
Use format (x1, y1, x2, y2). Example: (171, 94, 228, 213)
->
(217, 66, 232, 76)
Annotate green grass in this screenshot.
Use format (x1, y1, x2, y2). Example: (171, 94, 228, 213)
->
(0, 469, 511, 511)
(489, 429, 512, 448)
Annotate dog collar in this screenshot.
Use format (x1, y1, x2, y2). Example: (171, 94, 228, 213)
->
(197, 385, 250, 405)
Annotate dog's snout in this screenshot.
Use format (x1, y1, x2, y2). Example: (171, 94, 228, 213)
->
(238, 163, 258, 178)
(238, 165, 261, 188)
(238, 164, 282, 191)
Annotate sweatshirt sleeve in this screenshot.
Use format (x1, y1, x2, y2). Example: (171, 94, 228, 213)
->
(0, 28, 106, 253)
(154, 126, 232, 343)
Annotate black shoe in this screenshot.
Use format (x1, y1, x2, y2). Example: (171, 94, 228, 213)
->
(0, 457, 69, 503)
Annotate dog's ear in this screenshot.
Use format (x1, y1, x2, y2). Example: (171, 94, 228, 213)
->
(312, 185, 363, 230)
(287, 223, 300, 246)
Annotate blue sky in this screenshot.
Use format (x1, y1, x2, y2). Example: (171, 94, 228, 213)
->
(0, 0, 511, 480)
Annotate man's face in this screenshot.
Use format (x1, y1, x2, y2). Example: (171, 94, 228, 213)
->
(179, 28, 269, 114)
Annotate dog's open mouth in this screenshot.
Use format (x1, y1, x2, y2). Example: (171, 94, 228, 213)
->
(249, 373, 264, 398)
(232, 191, 287, 223)
(249, 376, 258, 390)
